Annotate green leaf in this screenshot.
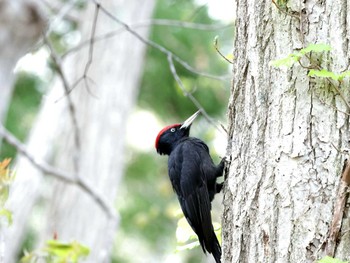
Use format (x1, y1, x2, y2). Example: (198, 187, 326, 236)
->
(271, 43, 332, 68)
(270, 53, 302, 68)
(44, 240, 90, 263)
(300, 43, 331, 54)
(318, 256, 349, 263)
(0, 208, 12, 225)
(308, 69, 341, 80)
(308, 69, 350, 81)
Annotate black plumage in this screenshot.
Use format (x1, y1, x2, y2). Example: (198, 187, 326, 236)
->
(155, 111, 224, 263)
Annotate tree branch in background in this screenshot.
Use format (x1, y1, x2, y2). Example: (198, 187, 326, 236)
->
(42, 0, 79, 37)
(43, 36, 81, 171)
(70, 3, 99, 97)
(46, 0, 230, 133)
(0, 124, 117, 220)
(214, 36, 233, 64)
(167, 54, 226, 134)
(45, 0, 229, 136)
(91, 0, 227, 82)
(90, 0, 228, 133)
(62, 19, 233, 58)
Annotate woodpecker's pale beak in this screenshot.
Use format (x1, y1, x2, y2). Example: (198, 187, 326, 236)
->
(180, 110, 201, 129)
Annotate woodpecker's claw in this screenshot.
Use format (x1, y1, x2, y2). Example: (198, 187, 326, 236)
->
(220, 154, 232, 165)
(220, 155, 232, 180)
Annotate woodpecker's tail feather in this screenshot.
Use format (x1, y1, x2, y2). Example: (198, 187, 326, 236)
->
(196, 186, 222, 263)
(181, 185, 222, 262)
(210, 234, 222, 263)
(197, 230, 221, 263)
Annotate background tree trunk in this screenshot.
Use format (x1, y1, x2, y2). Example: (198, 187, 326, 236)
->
(0, 0, 45, 132)
(4, 1, 155, 262)
(0, 1, 45, 260)
(223, 0, 350, 262)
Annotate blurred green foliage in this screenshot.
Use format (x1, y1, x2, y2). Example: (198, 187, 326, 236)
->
(0, 73, 44, 160)
(20, 239, 90, 263)
(139, 0, 231, 121)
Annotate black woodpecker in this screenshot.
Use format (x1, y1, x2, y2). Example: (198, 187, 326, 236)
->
(155, 110, 224, 263)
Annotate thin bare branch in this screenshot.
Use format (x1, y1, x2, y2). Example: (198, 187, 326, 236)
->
(298, 57, 350, 111)
(214, 36, 233, 64)
(316, 96, 350, 116)
(92, 0, 228, 81)
(167, 53, 226, 134)
(62, 19, 232, 59)
(43, 36, 81, 171)
(43, 0, 79, 37)
(326, 78, 350, 110)
(69, 3, 99, 97)
(0, 123, 117, 219)
(271, 0, 300, 19)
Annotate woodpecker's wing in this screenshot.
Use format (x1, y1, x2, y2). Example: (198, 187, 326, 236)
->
(168, 138, 220, 257)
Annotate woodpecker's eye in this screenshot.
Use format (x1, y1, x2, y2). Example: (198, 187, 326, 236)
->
(170, 128, 176, 132)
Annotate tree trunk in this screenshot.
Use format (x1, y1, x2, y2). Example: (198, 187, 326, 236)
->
(0, 1, 45, 261)
(4, 1, 155, 262)
(40, 2, 155, 261)
(0, 0, 45, 130)
(223, 0, 350, 262)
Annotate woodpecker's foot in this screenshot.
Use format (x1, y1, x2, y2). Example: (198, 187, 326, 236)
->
(221, 154, 233, 164)
(216, 182, 224, 193)
(221, 154, 232, 180)
(218, 155, 231, 171)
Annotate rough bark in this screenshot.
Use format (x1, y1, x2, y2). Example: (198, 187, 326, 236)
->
(4, 1, 155, 262)
(223, 0, 350, 262)
(0, 0, 45, 129)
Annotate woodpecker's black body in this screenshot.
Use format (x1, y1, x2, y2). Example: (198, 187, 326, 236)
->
(155, 111, 224, 263)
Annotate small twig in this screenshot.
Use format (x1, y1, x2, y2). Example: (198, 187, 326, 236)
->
(167, 54, 225, 134)
(43, 0, 78, 37)
(0, 123, 117, 219)
(214, 36, 233, 64)
(308, 62, 350, 110)
(271, 0, 300, 19)
(43, 36, 81, 171)
(69, 3, 99, 97)
(325, 77, 350, 110)
(298, 59, 317, 70)
(220, 123, 228, 134)
(316, 96, 350, 116)
(330, 142, 347, 154)
(298, 56, 350, 112)
(62, 20, 232, 59)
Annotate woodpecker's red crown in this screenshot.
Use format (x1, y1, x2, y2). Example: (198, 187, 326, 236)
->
(155, 123, 181, 150)
(155, 111, 201, 155)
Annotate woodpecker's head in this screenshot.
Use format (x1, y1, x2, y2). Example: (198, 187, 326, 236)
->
(155, 110, 200, 155)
